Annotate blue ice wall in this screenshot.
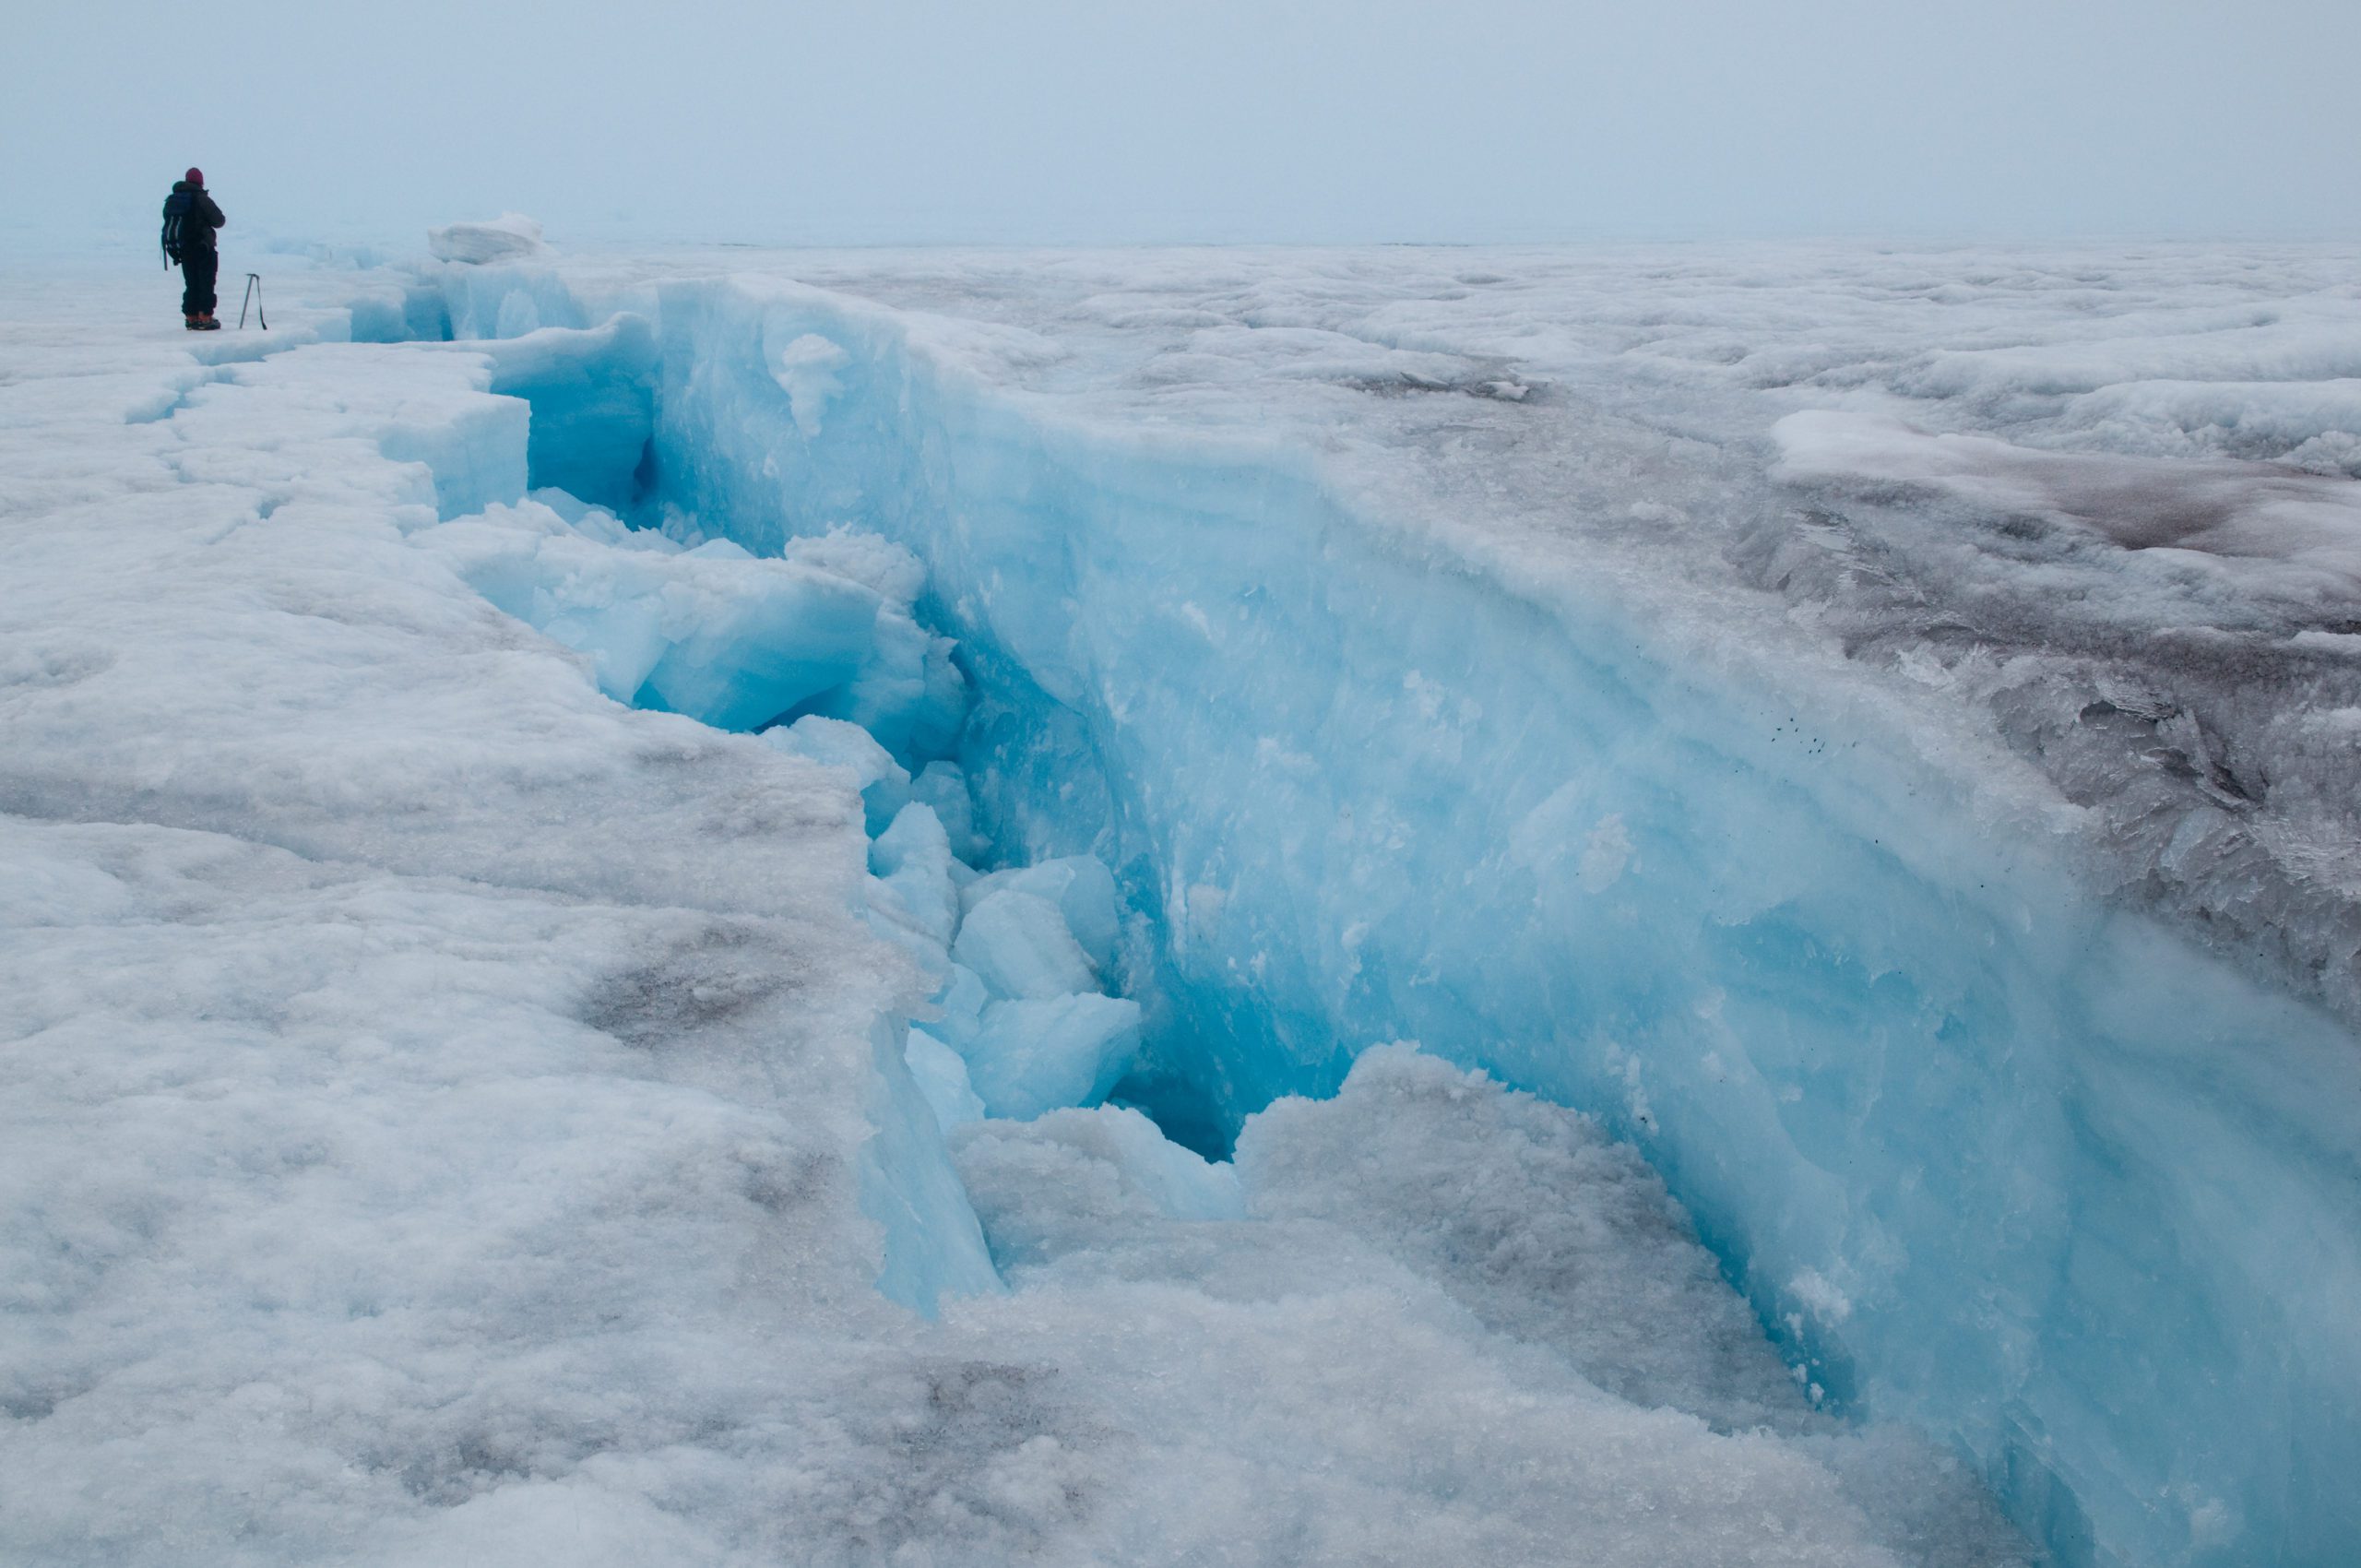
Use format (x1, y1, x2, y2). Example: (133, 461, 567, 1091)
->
(470, 316, 658, 513)
(434, 269, 2361, 1568)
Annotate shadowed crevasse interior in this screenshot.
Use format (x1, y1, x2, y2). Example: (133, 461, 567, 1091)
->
(430, 276, 2361, 1568)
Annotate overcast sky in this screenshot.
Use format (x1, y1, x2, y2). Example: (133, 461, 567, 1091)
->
(9, 0, 2360, 249)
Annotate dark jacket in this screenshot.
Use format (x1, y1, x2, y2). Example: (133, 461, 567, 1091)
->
(162, 182, 225, 256)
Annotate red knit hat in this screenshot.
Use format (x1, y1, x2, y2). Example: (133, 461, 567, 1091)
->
(184, 167, 204, 187)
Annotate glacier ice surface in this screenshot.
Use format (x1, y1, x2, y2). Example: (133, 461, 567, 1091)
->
(574, 250, 2358, 1568)
(426, 212, 549, 266)
(8, 238, 2361, 1567)
(767, 714, 912, 835)
(954, 888, 1104, 1001)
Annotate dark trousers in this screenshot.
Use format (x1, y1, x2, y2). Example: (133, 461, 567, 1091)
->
(180, 249, 219, 316)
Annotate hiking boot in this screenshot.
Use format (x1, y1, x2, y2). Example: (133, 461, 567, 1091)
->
(184, 315, 204, 330)
(194, 315, 221, 331)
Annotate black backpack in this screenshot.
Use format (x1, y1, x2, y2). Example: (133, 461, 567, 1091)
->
(160, 190, 194, 266)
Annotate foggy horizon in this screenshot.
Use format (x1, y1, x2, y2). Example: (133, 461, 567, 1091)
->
(8, 0, 2361, 252)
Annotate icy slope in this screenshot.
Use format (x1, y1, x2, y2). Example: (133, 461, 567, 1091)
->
(1, 257, 2029, 1567)
(398, 248, 2361, 1568)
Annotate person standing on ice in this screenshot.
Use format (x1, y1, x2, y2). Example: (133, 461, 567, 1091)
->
(160, 168, 226, 331)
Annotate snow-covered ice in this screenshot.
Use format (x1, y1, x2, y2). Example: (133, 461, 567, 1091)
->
(426, 213, 549, 266)
(6, 237, 2361, 1567)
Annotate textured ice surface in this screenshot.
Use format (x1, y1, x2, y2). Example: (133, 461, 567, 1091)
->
(1233, 1047, 1812, 1431)
(411, 493, 973, 740)
(869, 800, 960, 944)
(955, 888, 1102, 1000)
(6, 241, 2357, 1567)
(481, 246, 2351, 1568)
(718, 245, 2361, 1039)
(427, 212, 548, 265)
(905, 1028, 988, 1131)
(914, 758, 991, 861)
(950, 1050, 2023, 1566)
(961, 993, 1144, 1120)
(767, 715, 913, 836)
(420, 497, 883, 730)
(963, 856, 1123, 969)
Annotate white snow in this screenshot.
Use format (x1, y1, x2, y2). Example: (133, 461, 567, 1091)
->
(11, 236, 2361, 1567)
